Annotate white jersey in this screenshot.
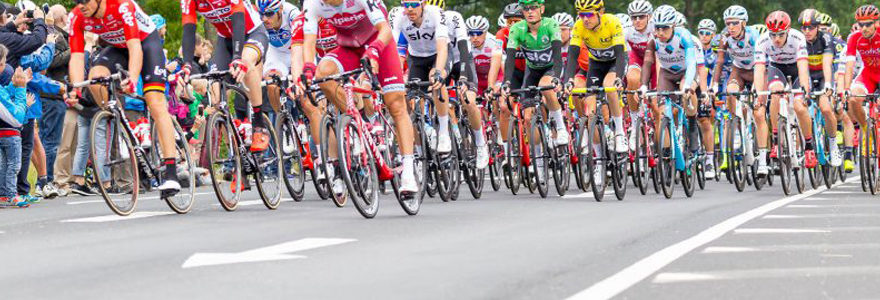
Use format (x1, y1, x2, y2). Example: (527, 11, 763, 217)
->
(444, 10, 468, 63)
(392, 5, 448, 58)
(721, 26, 760, 69)
(691, 34, 705, 66)
(266, 2, 301, 51)
(755, 30, 809, 66)
(471, 35, 503, 79)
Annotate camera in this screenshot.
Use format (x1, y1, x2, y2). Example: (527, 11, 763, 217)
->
(26, 9, 32, 18)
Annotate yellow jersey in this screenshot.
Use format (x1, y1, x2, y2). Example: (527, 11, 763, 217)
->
(571, 13, 626, 62)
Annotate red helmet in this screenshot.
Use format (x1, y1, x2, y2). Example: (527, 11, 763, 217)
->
(856, 5, 880, 21)
(765, 11, 791, 32)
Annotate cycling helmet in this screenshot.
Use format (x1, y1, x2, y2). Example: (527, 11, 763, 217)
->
(765, 11, 791, 33)
(798, 9, 819, 27)
(256, 0, 283, 14)
(466, 15, 490, 31)
(519, 0, 543, 7)
(627, 0, 652, 16)
(674, 11, 686, 27)
(855, 5, 880, 22)
(698, 19, 716, 33)
(150, 14, 166, 29)
(425, 0, 445, 10)
(723, 5, 748, 22)
(652, 5, 677, 27)
(15, 0, 35, 12)
(751, 24, 768, 36)
(616, 13, 632, 29)
(498, 15, 507, 28)
(388, 6, 403, 26)
(575, 0, 603, 12)
(830, 23, 840, 37)
(552, 13, 574, 28)
(816, 12, 832, 26)
(503, 3, 524, 19)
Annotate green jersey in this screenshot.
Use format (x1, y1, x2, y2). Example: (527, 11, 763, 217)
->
(507, 18, 562, 69)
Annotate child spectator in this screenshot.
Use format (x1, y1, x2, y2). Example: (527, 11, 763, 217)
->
(0, 45, 31, 208)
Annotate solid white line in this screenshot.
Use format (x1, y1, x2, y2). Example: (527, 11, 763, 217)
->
(212, 198, 293, 207)
(653, 266, 880, 283)
(784, 203, 880, 208)
(141, 192, 215, 200)
(823, 191, 857, 194)
(66, 199, 105, 205)
(701, 246, 757, 253)
(565, 176, 857, 300)
(733, 228, 831, 234)
(764, 213, 880, 219)
(786, 204, 821, 208)
(702, 243, 880, 253)
(60, 211, 175, 223)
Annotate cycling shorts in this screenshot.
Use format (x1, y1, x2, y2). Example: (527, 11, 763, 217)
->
(92, 31, 166, 94)
(323, 38, 405, 94)
(407, 54, 436, 93)
(657, 69, 685, 92)
(766, 63, 807, 91)
(727, 66, 754, 89)
(853, 68, 880, 94)
(209, 25, 269, 72)
(585, 59, 624, 89)
(522, 66, 552, 89)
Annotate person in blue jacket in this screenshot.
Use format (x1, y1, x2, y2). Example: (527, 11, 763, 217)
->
(0, 44, 31, 207)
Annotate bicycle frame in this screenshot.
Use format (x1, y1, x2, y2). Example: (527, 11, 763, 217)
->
(647, 91, 688, 171)
(508, 85, 556, 167)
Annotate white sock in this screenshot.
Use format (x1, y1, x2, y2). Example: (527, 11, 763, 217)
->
(403, 155, 415, 176)
(474, 129, 486, 146)
(759, 149, 768, 164)
(550, 109, 565, 130)
(438, 115, 449, 136)
(707, 153, 714, 164)
(613, 116, 624, 134)
(830, 137, 838, 151)
(503, 142, 509, 155)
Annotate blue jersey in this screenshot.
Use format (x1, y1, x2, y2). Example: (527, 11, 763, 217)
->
(654, 27, 698, 89)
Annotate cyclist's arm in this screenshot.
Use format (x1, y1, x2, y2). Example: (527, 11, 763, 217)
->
(563, 45, 580, 82)
(711, 42, 727, 87)
(121, 14, 144, 83)
(181, 0, 198, 66)
(68, 12, 86, 91)
(503, 48, 517, 85)
(698, 65, 709, 94)
(229, 0, 248, 59)
(431, 8, 450, 73)
(301, 8, 319, 66)
(797, 59, 811, 94)
(640, 40, 656, 87)
(611, 44, 626, 77)
(551, 40, 564, 78)
(488, 48, 503, 89)
(822, 34, 834, 88)
(845, 60, 855, 90)
(844, 35, 858, 91)
(291, 44, 304, 80)
(681, 32, 697, 90)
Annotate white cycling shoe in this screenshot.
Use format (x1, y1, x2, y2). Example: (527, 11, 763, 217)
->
(554, 128, 570, 146)
(476, 144, 489, 169)
(399, 169, 419, 195)
(614, 133, 628, 153)
(437, 133, 452, 153)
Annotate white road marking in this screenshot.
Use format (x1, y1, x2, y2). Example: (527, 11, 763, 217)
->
(733, 228, 831, 234)
(801, 197, 832, 201)
(211, 198, 294, 207)
(67, 192, 215, 204)
(566, 176, 857, 300)
(701, 246, 757, 253)
(66, 200, 105, 205)
(784, 203, 880, 208)
(562, 191, 614, 199)
(182, 237, 356, 268)
(786, 204, 821, 208)
(141, 192, 215, 200)
(823, 190, 858, 194)
(60, 211, 175, 223)
(702, 243, 880, 254)
(653, 266, 880, 283)
(764, 213, 880, 219)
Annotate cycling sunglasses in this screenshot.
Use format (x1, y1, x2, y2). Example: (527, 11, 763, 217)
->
(261, 11, 277, 18)
(578, 11, 597, 19)
(631, 15, 649, 20)
(859, 21, 875, 28)
(801, 25, 817, 31)
(698, 30, 714, 36)
(654, 25, 672, 30)
(468, 30, 485, 37)
(769, 30, 788, 38)
(522, 5, 541, 12)
(401, 1, 421, 9)
(725, 21, 742, 27)
(74, 0, 91, 4)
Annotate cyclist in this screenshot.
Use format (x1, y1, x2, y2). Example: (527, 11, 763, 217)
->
(496, 3, 525, 155)
(180, 0, 271, 152)
(816, 12, 833, 33)
(753, 11, 813, 175)
(68, 0, 181, 196)
(697, 18, 719, 179)
(638, 6, 699, 154)
(826, 22, 856, 172)
(615, 13, 632, 30)
(300, 0, 418, 196)
(563, 0, 627, 157)
(552, 12, 574, 65)
(799, 9, 842, 167)
(752, 24, 768, 36)
(256, 0, 300, 113)
(466, 16, 503, 99)
(846, 5, 880, 161)
(623, 0, 653, 151)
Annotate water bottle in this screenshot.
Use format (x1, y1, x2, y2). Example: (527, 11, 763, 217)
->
(452, 123, 462, 141)
(426, 125, 437, 150)
(297, 123, 308, 143)
(604, 125, 614, 150)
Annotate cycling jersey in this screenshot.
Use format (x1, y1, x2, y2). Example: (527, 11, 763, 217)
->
(443, 10, 467, 64)
(652, 27, 698, 88)
(831, 36, 848, 74)
(804, 31, 834, 73)
(392, 4, 448, 58)
(846, 31, 880, 93)
(496, 27, 525, 71)
(570, 13, 626, 62)
(181, 0, 262, 38)
(690, 34, 706, 67)
(719, 26, 759, 69)
(754, 29, 808, 66)
(625, 25, 653, 67)
(69, 0, 156, 52)
(302, 0, 388, 48)
(507, 18, 562, 69)
(291, 13, 339, 58)
(471, 35, 503, 94)
(266, 2, 301, 50)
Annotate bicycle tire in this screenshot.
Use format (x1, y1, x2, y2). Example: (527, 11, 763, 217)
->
(530, 117, 549, 198)
(487, 125, 503, 192)
(575, 117, 592, 192)
(155, 119, 196, 214)
(778, 119, 793, 196)
(276, 113, 306, 201)
(587, 115, 607, 201)
(90, 110, 139, 216)
(206, 111, 242, 211)
(319, 114, 346, 207)
(751, 122, 766, 191)
(658, 118, 674, 199)
(436, 118, 460, 202)
(634, 118, 650, 195)
(550, 125, 571, 196)
(868, 123, 879, 194)
(337, 115, 380, 218)
(682, 147, 696, 198)
(793, 127, 807, 194)
(460, 123, 484, 199)
(507, 118, 522, 195)
(728, 117, 746, 192)
(252, 114, 284, 210)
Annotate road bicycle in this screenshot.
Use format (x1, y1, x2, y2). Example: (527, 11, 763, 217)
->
(261, 74, 311, 202)
(572, 87, 629, 201)
(757, 88, 805, 196)
(851, 92, 880, 194)
(645, 90, 696, 199)
(506, 85, 558, 198)
(450, 83, 485, 199)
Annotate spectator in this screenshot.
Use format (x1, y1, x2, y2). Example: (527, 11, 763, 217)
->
(66, 32, 100, 196)
(54, 28, 93, 197)
(0, 45, 32, 208)
(39, 4, 68, 197)
(0, 2, 47, 68)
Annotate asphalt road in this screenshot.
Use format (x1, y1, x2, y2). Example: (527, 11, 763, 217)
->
(1, 173, 878, 299)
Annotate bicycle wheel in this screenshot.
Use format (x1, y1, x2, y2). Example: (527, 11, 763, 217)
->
(611, 145, 628, 201)
(487, 125, 503, 192)
(793, 126, 807, 194)
(576, 117, 592, 192)
(634, 118, 650, 195)
(400, 112, 427, 213)
(319, 114, 345, 207)
(778, 120, 793, 196)
(90, 111, 139, 216)
(436, 118, 461, 202)
(206, 111, 242, 211)
(276, 113, 305, 201)
(695, 154, 706, 190)
(337, 115, 380, 218)
(550, 126, 571, 196)
(587, 116, 607, 201)
(530, 118, 549, 198)
(657, 118, 674, 199)
(460, 123, 484, 199)
(252, 114, 284, 209)
(728, 117, 746, 192)
(506, 118, 522, 195)
(750, 122, 766, 191)
(380, 113, 402, 200)
(821, 132, 835, 188)
(681, 148, 696, 198)
(153, 119, 196, 214)
(867, 123, 879, 194)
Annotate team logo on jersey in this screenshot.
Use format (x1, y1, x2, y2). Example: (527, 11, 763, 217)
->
(737, 40, 744, 48)
(669, 65, 682, 72)
(664, 45, 674, 54)
(541, 36, 549, 44)
(84, 25, 93, 31)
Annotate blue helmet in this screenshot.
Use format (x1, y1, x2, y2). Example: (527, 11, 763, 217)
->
(257, 0, 284, 14)
(150, 14, 166, 29)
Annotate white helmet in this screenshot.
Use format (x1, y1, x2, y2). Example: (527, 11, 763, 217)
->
(388, 7, 403, 26)
(15, 0, 36, 12)
(723, 5, 748, 22)
(466, 15, 490, 31)
(674, 11, 686, 28)
(627, 0, 653, 16)
(652, 5, 677, 26)
(616, 13, 633, 29)
(697, 19, 716, 32)
(552, 13, 574, 28)
(498, 14, 507, 28)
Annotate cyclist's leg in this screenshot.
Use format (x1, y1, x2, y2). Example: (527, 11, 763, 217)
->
(141, 33, 181, 191)
(848, 73, 876, 129)
(239, 27, 270, 150)
(374, 41, 416, 192)
(626, 64, 644, 148)
(791, 77, 813, 143)
(86, 47, 125, 106)
(262, 45, 290, 113)
(656, 70, 677, 147)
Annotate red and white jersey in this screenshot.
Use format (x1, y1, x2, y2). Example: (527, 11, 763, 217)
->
(847, 31, 880, 71)
(181, 0, 262, 39)
(755, 30, 808, 65)
(471, 35, 503, 86)
(291, 13, 339, 58)
(69, 0, 155, 52)
(302, 0, 388, 48)
(624, 26, 653, 61)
